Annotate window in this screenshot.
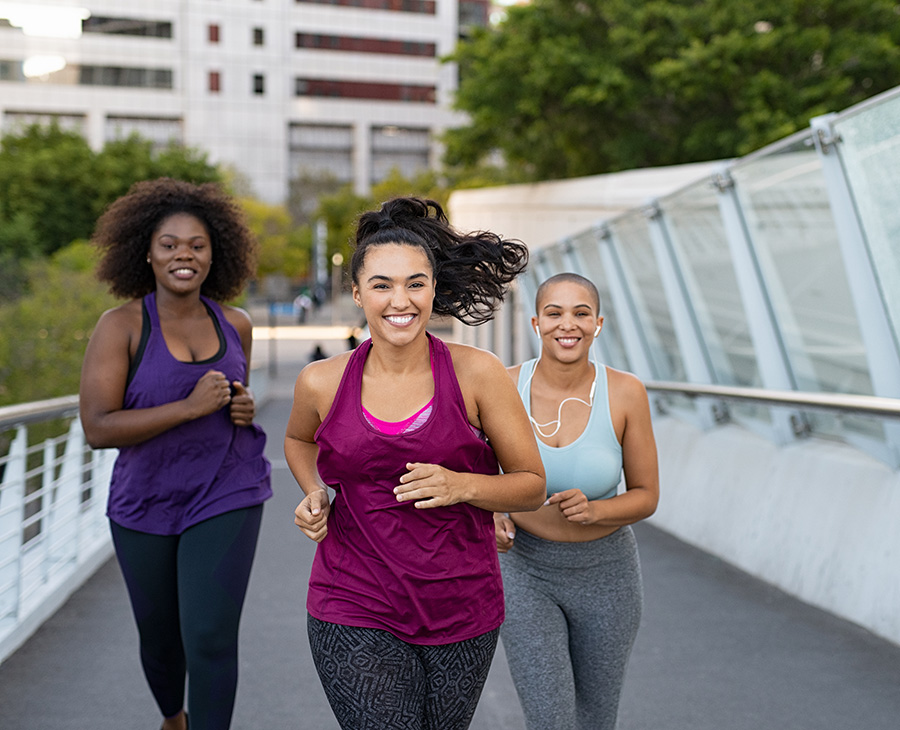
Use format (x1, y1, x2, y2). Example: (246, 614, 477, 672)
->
(294, 0, 436, 14)
(288, 123, 354, 183)
(209, 71, 221, 93)
(208, 24, 220, 43)
(370, 125, 430, 183)
(293, 77, 435, 103)
(82, 16, 173, 38)
(79, 65, 173, 89)
(253, 74, 265, 95)
(106, 116, 183, 148)
(294, 32, 435, 57)
(253, 27, 265, 46)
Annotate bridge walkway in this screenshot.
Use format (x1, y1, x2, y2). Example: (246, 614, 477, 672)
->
(1, 339, 898, 729)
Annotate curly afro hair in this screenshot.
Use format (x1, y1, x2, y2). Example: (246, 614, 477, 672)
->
(92, 177, 258, 301)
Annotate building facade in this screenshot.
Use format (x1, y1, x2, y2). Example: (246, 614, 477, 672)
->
(0, 0, 487, 202)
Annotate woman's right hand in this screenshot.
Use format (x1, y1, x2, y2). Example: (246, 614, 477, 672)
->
(294, 489, 331, 543)
(185, 369, 233, 418)
(494, 512, 517, 553)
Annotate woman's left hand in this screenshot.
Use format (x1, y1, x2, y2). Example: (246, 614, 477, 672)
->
(546, 488, 595, 525)
(229, 382, 255, 426)
(394, 462, 467, 509)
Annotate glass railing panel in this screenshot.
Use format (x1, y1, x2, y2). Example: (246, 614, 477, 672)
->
(659, 179, 761, 388)
(729, 136, 873, 397)
(730, 135, 877, 442)
(833, 91, 900, 352)
(567, 230, 630, 372)
(541, 246, 568, 277)
(609, 210, 686, 381)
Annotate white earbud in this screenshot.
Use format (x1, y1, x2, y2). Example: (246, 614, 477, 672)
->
(534, 325, 540, 336)
(594, 325, 601, 337)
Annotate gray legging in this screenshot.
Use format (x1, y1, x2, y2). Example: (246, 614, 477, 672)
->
(499, 526, 643, 730)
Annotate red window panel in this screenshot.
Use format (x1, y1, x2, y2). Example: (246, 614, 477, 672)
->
(293, 0, 436, 15)
(294, 32, 435, 57)
(294, 78, 435, 103)
(209, 71, 221, 93)
(208, 24, 220, 43)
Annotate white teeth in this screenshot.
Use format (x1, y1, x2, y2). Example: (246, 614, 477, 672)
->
(173, 268, 194, 275)
(386, 314, 414, 325)
(557, 337, 579, 345)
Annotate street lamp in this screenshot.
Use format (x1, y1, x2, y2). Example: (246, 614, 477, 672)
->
(331, 252, 344, 325)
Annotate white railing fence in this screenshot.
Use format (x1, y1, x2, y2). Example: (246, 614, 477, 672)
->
(0, 397, 116, 665)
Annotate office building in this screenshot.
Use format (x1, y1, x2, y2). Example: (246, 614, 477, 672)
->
(0, 0, 488, 202)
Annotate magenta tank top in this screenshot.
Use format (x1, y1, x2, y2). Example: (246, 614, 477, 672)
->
(309, 334, 503, 644)
(106, 292, 272, 535)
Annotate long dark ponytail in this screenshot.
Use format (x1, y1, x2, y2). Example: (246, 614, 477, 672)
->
(351, 197, 528, 325)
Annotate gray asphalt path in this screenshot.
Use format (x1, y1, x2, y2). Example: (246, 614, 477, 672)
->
(1, 337, 899, 729)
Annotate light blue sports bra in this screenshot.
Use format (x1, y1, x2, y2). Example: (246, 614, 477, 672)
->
(517, 359, 623, 501)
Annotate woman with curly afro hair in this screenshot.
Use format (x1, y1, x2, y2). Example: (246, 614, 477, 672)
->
(80, 178, 272, 730)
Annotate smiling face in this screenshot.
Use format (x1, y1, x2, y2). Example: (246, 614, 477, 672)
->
(147, 212, 212, 295)
(533, 279, 603, 363)
(352, 243, 435, 347)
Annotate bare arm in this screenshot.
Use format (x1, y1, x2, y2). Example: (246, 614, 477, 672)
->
(79, 307, 232, 449)
(223, 306, 256, 427)
(285, 357, 348, 542)
(395, 347, 546, 513)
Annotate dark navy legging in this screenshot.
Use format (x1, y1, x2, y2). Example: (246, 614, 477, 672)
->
(110, 505, 263, 730)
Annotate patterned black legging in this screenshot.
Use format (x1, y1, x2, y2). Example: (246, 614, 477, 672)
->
(307, 615, 500, 730)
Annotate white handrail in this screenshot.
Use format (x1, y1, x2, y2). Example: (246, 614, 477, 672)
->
(0, 409, 115, 665)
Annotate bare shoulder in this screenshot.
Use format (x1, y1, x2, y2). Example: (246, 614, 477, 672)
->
(220, 304, 252, 337)
(296, 350, 353, 395)
(292, 350, 354, 420)
(91, 300, 142, 341)
(446, 341, 506, 377)
(606, 366, 649, 405)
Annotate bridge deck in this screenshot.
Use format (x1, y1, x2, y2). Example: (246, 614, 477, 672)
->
(1, 342, 899, 729)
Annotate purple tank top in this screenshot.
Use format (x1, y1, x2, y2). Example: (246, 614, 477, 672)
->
(107, 292, 271, 535)
(309, 334, 503, 644)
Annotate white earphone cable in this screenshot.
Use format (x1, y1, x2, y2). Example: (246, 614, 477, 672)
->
(523, 360, 597, 439)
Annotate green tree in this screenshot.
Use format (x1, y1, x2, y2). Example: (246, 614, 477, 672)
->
(445, 0, 900, 180)
(242, 198, 311, 281)
(0, 212, 40, 301)
(0, 124, 221, 258)
(313, 168, 451, 270)
(0, 124, 99, 257)
(0, 241, 116, 406)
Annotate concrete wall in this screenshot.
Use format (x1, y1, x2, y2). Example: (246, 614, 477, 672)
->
(649, 415, 900, 646)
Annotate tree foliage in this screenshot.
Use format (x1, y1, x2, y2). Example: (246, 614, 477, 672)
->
(0, 241, 116, 407)
(0, 124, 221, 259)
(242, 198, 311, 280)
(314, 168, 450, 273)
(446, 0, 900, 180)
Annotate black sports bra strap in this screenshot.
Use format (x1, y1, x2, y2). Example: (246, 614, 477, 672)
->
(125, 299, 152, 387)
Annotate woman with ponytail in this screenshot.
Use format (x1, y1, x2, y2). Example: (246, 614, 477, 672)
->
(285, 197, 546, 730)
